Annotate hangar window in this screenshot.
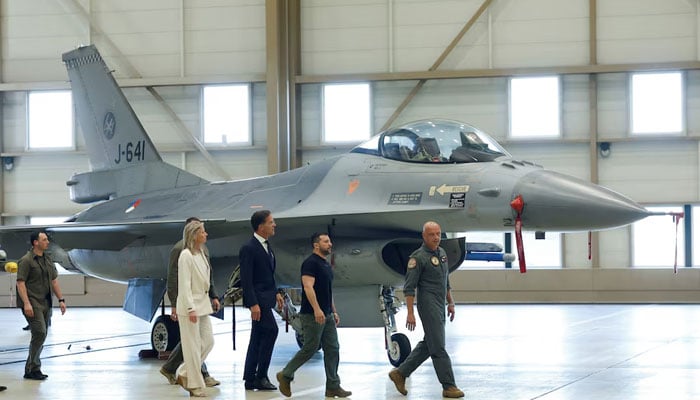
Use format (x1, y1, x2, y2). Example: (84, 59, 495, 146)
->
(323, 83, 371, 143)
(509, 76, 561, 138)
(632, 205, 685, 268)
(630, 72, 683, 135)
(511, 232, 562, 268)
(28, 91, 73, 149)
(458, 231, 561, 269)
(202, 84, 251, 145)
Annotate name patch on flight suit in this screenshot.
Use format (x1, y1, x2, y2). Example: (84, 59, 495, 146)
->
(431, 256, 439, 266)
(408, 258, 417, 269)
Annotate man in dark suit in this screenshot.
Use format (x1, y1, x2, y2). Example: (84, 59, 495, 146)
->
(239, 210, 284, 391)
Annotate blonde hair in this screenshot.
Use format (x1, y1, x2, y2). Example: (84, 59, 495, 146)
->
(183, 221, 204, 252)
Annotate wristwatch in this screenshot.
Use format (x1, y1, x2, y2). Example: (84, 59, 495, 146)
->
(58, 298, 65, 303)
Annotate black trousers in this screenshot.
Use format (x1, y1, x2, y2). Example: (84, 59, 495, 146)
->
(243, 307, 278, 382)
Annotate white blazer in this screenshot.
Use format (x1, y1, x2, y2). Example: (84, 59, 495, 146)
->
(176, 248, 214, 316)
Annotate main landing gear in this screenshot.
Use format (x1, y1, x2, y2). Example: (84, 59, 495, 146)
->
(381, 285, 411, 367)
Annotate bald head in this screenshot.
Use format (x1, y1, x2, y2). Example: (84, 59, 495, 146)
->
(422, 221, 441, 250)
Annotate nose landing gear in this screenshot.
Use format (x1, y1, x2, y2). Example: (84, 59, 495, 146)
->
(380, 286, 411, 366)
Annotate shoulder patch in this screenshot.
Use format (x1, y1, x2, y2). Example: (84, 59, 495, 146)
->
(407, 258, 417, 269)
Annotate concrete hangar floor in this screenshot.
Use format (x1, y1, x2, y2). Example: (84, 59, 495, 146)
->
(1, 304, 700, 399)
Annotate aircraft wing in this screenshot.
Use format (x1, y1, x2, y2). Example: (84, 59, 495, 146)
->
(0, 218, 235, 256)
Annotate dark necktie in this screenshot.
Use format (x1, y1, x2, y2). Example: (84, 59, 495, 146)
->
(265, 240, 274, 265)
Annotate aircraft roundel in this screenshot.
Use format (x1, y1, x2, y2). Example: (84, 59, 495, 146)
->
(103, 111, 116, 140)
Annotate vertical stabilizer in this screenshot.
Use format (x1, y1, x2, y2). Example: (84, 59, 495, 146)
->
(62, 45, 207, 203)
(62, 45, 161, 171)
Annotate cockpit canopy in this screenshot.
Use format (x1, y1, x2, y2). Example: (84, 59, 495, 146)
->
(351, 119, 510, 163)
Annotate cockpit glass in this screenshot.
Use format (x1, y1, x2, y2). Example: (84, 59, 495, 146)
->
(351, 119, 510, 163)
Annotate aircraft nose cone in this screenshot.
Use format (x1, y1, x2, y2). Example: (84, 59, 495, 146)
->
(513, 170, 650, 231)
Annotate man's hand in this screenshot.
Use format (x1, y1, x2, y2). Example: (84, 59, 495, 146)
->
(59, 301, 67, 315)
(406, 311, 416, 331)
(250, 304, 261, 321)
(276, 292, 284, 309)
(188, 310, 197, 323)
(23, 304, 34, 318)
(447, 303, 455, 322)
(212, 298, 221, 313)
(314, 308, 325, 324)
(170, 307, 178, 321)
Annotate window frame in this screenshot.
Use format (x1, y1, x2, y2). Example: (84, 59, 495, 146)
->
(629, 71, 685, 136)
(26, 90, 75, 151)
(201, 83, 252, 147)
(508, 75, 562, 139)
(321, 82, 372, 144)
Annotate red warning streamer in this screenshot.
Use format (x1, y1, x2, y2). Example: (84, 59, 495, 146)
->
(510, 195, 526, 273)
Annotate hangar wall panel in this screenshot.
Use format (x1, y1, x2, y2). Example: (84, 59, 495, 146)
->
(0, 0, 699, 305)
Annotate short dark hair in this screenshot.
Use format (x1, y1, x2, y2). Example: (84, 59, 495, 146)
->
(310, 232, 328, 247)
(251, 210, 271, 231)
(185, 216, 200, 225)
(29, 230, 46, 245)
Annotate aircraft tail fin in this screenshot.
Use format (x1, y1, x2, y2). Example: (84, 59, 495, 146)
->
(62, 45, 207, 203)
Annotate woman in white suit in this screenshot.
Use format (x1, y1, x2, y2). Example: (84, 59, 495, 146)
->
(176, 221, 214, 397)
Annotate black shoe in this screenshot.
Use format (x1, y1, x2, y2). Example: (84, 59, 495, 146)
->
(22, 325, 29, 331)
(0, 385, 6, 391)
(23, 371, 47, 380)
(244, 380, 255, 390)
(254, 377, 277, 390)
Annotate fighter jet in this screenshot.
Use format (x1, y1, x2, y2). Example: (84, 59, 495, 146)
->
(0, 45, 653, 366)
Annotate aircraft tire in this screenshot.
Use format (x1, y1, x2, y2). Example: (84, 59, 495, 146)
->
(151, 315, 180, 352)
(387, 333, 411, 367)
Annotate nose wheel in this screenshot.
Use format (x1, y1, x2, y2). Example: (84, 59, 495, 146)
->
(380, 286, 411, 366)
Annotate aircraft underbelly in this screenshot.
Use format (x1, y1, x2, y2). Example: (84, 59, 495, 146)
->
(68, 246, 170, 284)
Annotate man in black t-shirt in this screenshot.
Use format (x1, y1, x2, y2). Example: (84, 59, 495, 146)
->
(276, 233, 351, 398)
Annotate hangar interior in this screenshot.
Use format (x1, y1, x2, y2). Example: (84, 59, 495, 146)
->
(1, 0, 700, 306)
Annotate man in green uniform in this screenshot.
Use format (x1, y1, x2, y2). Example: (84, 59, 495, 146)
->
(16, 231, 67, 380)
(388, 221, 464, 398)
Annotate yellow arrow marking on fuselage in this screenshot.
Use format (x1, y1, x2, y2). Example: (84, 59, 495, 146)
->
(429, 184, 470, 196)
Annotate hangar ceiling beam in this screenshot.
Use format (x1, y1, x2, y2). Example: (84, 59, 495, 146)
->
(588, 0, 600, 268)
(266, 0, 300, 173)
(380, 0, 495, 131)
(296, 60, 700, 84)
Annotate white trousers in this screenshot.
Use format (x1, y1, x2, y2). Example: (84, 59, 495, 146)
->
(176, 314, 214, 389)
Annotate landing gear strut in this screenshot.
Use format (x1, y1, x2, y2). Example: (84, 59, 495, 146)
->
(380, 286, 411, 366)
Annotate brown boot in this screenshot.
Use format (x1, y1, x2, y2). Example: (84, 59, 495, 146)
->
(325, 386, 352, 398)
(276, 371, 292, 397)
(442, 386, 465, 398)
(388, 368, 407, 395)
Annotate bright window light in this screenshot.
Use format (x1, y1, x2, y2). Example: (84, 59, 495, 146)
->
(458, 231, 562, 269)
(30, 216, 67, 225)
(631, 72, 683, 134)
(203, 84, 250, 145)
(692, 206, 700, 267)
(458, 231, 507, 269)
(509, 76, 560, 138)
(323, 83, 371, 143)
(632, 206, 684, 267)
(510, 232, 562, 268)
(28, 91, 73, 149)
